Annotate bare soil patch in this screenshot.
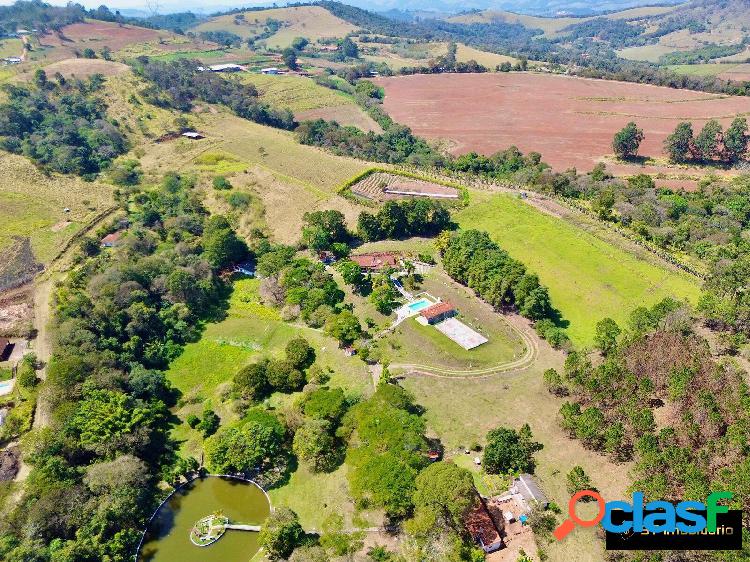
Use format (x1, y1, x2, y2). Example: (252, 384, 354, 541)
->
(374, 73, 750, 173)
(0, 447, 20, 482)
(0, 284, 33, 337)
(41, 58, 129, 78)
(39, 21, 164, 51)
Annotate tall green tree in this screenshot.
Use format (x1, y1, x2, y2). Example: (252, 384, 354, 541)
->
(258, 507, 305, 560)
(413, 462, 476, 529)
(594, 317, 621, 355)
(483, 424, 542, 474)
(694, 119, 723, 161)
(204, 412, 285, 473)
(724, 117, 749, 162)
(664, 122, 694, 163)
(612, 121, 644, 159)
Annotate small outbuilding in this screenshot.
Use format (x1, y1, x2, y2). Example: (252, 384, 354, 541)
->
(513, 473, 549, 509)
(210, 63, 244, 72)
(181, 131, 204, 140)
(100, 231, 124, 248)
(420, 301, 457, 325)
(260, 67, 280, 75)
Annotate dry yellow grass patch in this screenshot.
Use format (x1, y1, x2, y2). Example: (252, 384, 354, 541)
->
(39, 58, 129, 78)
(193, 5, 358, 49)
(0, 152, 113, 264)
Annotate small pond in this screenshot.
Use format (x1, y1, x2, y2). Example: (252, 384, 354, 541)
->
(138, 476, 271, 562)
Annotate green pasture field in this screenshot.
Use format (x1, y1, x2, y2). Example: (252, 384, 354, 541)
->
(0, 38, 23, 58)
(456, 192, 701, 346)
(666, 63, 736, 76)
(240, 73, 354, 113)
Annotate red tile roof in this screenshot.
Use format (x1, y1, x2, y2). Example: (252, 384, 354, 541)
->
(350, 252, 400, 270)
(465, 498, 503, 550)
(100, 231, 124, 245)
(420, 301, 456, 321)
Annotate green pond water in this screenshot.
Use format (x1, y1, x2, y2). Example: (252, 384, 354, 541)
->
(139, 477, 271, 562)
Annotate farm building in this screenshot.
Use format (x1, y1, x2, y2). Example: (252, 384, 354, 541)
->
(3, 57, 21, 64)
(465, 497, 504, 554)
(350, 252, 401, 272)
(420, 301, 456, 325)
(210, 63, 244, 72)
(100, 231, 124, 248)
(260, 67, 280, 75)
(512, 474, 548, 509)
(181, 131, 204, 140)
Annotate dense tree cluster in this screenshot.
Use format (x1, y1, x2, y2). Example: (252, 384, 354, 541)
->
(0, 71, 127, 176)
(205, 408, 286, 474)
(197, 30, 242, 48)
(339, 384, 429, 517)
(301, 209, 350, 253)
(441, 230, 560, 325)
(445, 147, 546, 178)
(0, 171, 245, 559)
(232, 336, 315, 405)
(551, 299, 750, 515)
(132, 58, 295, 130)
(660, 42, 747, 65)
(294, 387, 351, 472)
(402, 462, 485, 561)
(664, 118, 749, 163)
(0, 0, 85, 34)
(296, 117, 440, 166)
(255, 243, 348, 329)
(357, 199, 452, 242)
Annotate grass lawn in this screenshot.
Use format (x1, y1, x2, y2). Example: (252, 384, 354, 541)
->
(377, 271, 525, 371)
(456, 192, 701, 346)
(166, 278, 371, 399)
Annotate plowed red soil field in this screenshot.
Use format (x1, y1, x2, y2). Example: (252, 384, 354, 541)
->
(374, 73, 750, 174)
(40, 21, 165, 51)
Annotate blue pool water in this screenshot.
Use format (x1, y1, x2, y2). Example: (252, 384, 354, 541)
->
(408, 299, 432, 312)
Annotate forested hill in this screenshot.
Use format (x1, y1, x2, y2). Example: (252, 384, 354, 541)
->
(0, 1, 85, 33)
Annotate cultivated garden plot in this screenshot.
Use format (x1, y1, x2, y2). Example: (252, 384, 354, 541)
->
(351, 171, 460, 201)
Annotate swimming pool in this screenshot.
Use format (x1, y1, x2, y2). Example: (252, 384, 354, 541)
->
(407, 299, 432, 312)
